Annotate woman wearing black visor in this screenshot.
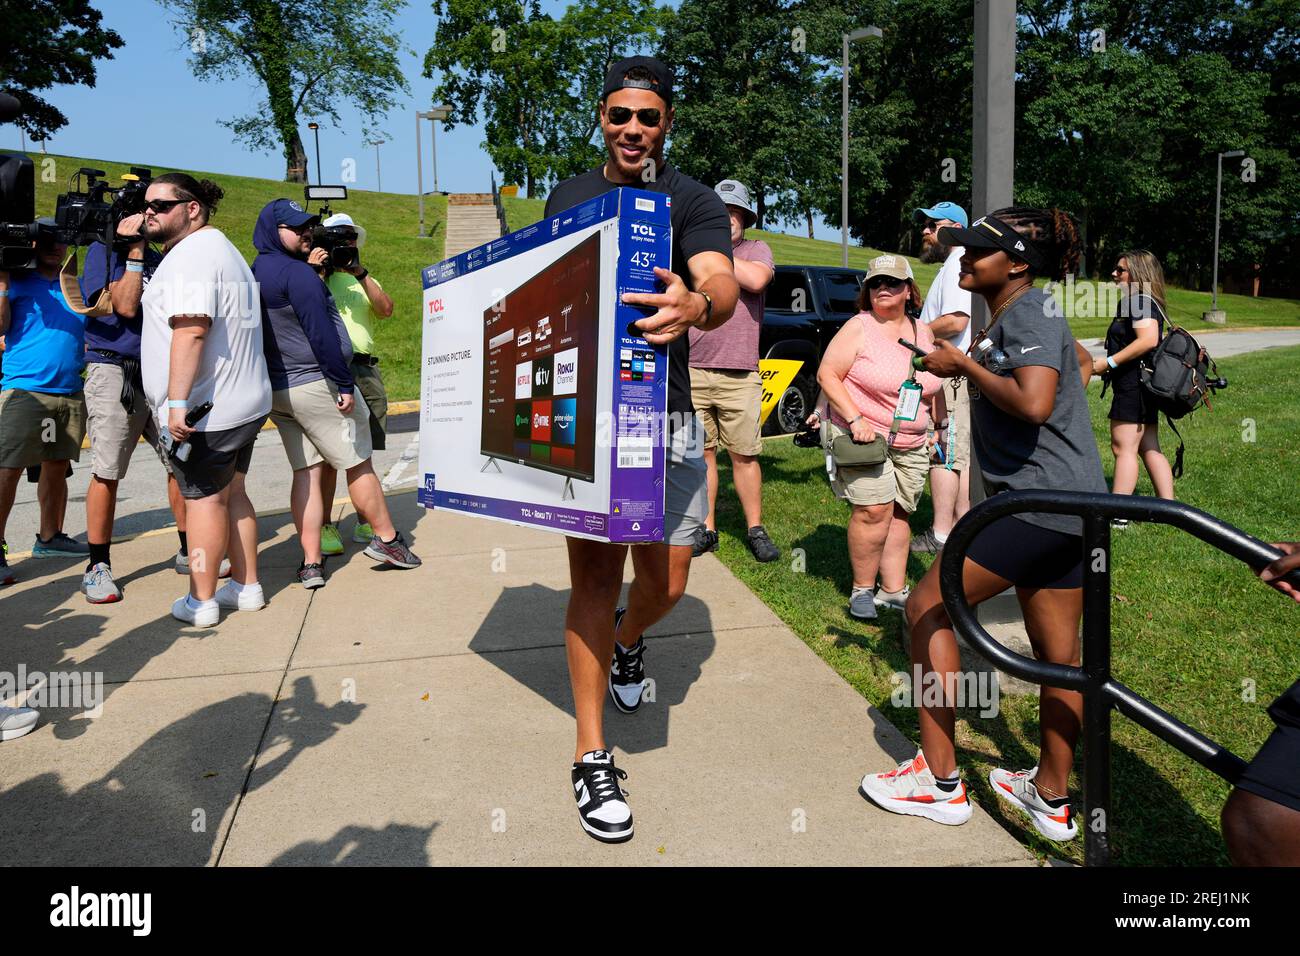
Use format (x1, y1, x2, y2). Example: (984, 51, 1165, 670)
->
(858, 206, 1105, 843)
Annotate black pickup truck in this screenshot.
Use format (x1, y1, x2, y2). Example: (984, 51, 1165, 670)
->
(759, 265, 866, 434)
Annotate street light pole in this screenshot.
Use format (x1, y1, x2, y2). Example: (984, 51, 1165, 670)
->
(416, 106, 452, 239)
(374, 140, 384, 192)
(841, 26, 883, 267)
(1207, 149, 1244, 321)
(308, 122, 322, 185)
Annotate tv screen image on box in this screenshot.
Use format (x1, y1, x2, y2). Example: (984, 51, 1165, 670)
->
(481, 231, 601, 483)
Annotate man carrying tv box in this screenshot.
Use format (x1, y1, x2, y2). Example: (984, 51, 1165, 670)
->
(543, 56, 740, 843)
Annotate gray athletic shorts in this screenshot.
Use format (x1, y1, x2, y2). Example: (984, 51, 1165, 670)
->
(663, 413, 707, 547)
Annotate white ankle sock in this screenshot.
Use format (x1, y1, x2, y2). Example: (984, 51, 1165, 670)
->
(186, 595, 217, 610)
(932, 529, 949, 544)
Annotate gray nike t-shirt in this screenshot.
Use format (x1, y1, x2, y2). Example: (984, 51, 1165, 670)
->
(969, 286, 1107, 536)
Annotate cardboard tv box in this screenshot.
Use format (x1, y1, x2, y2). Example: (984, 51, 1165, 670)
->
(417, 187, 673, 543)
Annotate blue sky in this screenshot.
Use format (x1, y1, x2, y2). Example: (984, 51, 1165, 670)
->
(2, 0, 838, 240)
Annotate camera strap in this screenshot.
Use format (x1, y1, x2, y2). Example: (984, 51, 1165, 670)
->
(57, 249, 114, 318)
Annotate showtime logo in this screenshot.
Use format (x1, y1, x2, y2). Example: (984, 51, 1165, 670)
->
(533, 411, 550, 429)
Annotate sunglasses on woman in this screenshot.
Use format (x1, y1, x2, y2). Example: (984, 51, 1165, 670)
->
(606, 106, 663, 128)
(867, 276, 907, 292)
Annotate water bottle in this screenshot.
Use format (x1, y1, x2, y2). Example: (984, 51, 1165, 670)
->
(974, 336, 1010, 373)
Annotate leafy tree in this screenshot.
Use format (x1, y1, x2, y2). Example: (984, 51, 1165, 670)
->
(424, 0, 663, 198)
(156, 0, 410, 183)
(0, 0, 123, 141)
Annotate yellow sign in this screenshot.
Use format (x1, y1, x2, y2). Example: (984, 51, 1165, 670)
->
(758, 359, 805, 425)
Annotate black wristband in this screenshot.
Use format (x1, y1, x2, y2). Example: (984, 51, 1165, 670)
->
(356, 268, 370, 281)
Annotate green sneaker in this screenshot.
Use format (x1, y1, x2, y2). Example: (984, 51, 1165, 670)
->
(320, 523, 345, 556)
(352, 522, 374, 544)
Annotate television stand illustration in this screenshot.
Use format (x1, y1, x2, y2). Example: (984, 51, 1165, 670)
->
(480, 457, 503, 474)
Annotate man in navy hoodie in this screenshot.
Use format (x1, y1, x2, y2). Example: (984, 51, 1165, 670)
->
(251, 199, 420, 588)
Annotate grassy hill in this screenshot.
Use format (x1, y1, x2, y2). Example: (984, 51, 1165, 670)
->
(505, 196, 1300, 339)
(18, 151, 447, 399)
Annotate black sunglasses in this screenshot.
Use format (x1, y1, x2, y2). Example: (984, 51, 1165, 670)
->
(867, 276, 907, 291)
(144, 198, 189, 213)
(606, 106, 663, 128)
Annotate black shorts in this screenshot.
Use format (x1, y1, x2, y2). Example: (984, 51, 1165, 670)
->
(966, 514, 1085, 589)
(1108, 376, 1158, 425)
(170, 416, 267, 500)
(1235, 679, 1300, 813)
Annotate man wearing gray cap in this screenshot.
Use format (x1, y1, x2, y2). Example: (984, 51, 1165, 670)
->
(689, 179, 778, 563)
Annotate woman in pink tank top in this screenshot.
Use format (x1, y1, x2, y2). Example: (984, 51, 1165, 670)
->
(807, 255, 944, 623)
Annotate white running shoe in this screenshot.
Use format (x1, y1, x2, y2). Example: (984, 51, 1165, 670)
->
(171, 595, 219, 628)
(860, 750, 973, 826)
(0, 705, 39, 742)
(214, 581, 266, 612)
(989, 766, 1078, 841)
(572, 750, 634, 843)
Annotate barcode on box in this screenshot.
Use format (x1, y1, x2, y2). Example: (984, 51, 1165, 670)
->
(618, 451, 653, 468)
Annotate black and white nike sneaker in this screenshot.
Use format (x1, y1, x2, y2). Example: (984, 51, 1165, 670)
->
(609, 607, 647, 714)
(572, 750, 633, 843)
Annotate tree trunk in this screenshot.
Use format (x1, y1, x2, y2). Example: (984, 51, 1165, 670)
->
(806, 207, 814, 239)
(284, 129, 308, 184)
(755, 190, 765, 231)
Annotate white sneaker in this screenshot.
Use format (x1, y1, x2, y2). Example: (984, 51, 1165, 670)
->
(175, 551, 233, 577)
(171, 595, 219, 627)
(0, 705, 39, 741)
(860, 750, 973, 826)
(989, 766, 1078, 841)
(215, 581, 266, 611)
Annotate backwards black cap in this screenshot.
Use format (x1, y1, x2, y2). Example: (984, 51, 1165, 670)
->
(938, 214, 1048, 272)
(602, 56, 673, 107)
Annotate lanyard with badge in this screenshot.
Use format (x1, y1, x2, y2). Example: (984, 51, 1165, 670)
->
(890, 317, 923, 446)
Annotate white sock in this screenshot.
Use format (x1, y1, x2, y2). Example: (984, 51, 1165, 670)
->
(932, 529, 949, 544)
(186, 595, 217, 610)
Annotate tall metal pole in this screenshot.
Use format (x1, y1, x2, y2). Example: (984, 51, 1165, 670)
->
(1211, 152, 1224, 313)
(840, 28, 882, 269)
(416, 113, 425, 238)
(432, 119, 440, 194)
(969, 0, 1017, 509)
(374, 141, 383, 192)
(841, 35, 849, 268)
(309, 123, 322, 186)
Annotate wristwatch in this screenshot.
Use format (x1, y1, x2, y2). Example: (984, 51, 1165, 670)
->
(356, 268, 370, 281)
(696, 290, 713, 324)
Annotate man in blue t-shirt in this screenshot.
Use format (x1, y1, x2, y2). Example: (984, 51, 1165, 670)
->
(78, 213, 203, 604)
(0, 233, 89, 586)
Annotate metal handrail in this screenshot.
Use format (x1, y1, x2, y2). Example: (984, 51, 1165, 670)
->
(938, 490, 1297, 865)
(490, 173, 508, 238)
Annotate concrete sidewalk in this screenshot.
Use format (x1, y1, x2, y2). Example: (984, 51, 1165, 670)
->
(0, 493, 1033, 866)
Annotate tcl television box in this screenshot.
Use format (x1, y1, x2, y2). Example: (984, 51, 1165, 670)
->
(417, 187, 672, 543)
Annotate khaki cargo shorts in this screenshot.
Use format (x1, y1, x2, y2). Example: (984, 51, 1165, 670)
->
(270, 378, 373, 472)
(932, 377, 971, 472)
(690, 366, 763, 456)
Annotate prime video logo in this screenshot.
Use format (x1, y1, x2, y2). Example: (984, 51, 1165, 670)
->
(50, 886, 151, 936)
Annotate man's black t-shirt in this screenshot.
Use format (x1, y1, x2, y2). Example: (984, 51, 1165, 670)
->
(544, 163, 732, 420)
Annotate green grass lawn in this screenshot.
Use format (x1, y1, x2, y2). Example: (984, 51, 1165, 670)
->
(19, 151, 447, 400)
(709, 344, 1300, 866)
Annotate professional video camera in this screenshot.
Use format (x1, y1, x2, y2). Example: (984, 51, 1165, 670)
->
(0, 154, 152, 270)
(303, 183, 359, 271)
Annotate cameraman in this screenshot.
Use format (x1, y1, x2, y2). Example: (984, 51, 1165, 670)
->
(314, 213, 394, 553)
(78, 212, 204, 604)
(252, 199, 419, 589)
(0, 228, 89, 588)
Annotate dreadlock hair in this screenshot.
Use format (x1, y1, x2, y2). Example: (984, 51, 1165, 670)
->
(988, 206, 1081, 281)
(152, 172, 224, 222)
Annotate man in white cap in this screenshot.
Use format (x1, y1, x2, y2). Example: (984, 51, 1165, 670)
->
(315, 212, 395, 553)
(910, 202, 972, 555)
(688, 179, 778, 562)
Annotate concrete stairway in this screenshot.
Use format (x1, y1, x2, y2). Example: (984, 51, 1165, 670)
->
(444, 193, 504, 258)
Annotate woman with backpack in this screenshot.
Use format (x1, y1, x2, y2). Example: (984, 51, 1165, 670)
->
(857, 207, 1107, 842)
(1093, 250, 1175, 502)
